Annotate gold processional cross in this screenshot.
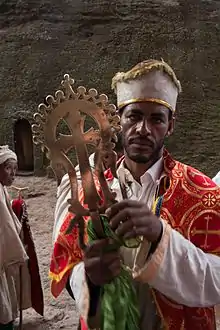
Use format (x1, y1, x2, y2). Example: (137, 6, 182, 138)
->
(32, 74, 121, 248)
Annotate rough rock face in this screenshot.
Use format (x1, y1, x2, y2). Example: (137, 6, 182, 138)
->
(0, 0, 220, 175)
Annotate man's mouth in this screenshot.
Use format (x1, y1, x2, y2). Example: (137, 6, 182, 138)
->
(129, 138, 154, 148)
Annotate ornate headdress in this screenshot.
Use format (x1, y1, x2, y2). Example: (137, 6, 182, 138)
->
(112, 59, 181, 113)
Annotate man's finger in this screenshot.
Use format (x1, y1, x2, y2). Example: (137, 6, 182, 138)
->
(106, 199, 147, 219)
(108, 259, 121, 276)
(115, 220, 133, 237)
(102, 252, 120, 265)
(110, 208, 147, 230)
(109, 208, 133, 230)
(84, 256, 101, 270)
(85, 238, 110, 257)
(123, 225, 148, 238)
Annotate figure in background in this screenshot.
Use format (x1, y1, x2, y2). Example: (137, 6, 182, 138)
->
(50, 60, 220, 330)
(0, 145, 43, 330)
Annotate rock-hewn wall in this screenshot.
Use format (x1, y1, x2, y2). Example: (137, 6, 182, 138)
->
(0, 0, 220, 175)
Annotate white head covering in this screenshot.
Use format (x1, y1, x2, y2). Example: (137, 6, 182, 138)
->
(112, 59, 181, 113)
(0, 145, 17, 165)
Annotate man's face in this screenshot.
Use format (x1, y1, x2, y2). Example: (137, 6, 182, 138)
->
(0, 159, 17, 186)
(120, 102, 174, 164)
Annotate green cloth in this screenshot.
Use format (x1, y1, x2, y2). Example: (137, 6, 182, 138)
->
(87, 215, 140, 330)
(0, 322, 14, 330)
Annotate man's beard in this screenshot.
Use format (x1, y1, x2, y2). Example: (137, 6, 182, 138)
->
(123, 136, 165, 164)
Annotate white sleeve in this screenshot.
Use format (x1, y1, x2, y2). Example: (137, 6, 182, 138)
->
(52, 174, 72, 243)
(69, 262, 90, 320)
(135, 221, 220, 307)
(212, 171, 220, 186)
(69, 262, 100, 328)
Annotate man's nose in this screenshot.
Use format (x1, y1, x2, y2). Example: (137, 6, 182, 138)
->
(135, 119, 151, 135)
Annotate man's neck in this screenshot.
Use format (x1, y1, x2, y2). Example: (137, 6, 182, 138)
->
(124, 152, 163, 183)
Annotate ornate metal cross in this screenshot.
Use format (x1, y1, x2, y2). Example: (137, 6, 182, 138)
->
(32, 74, 121, 246)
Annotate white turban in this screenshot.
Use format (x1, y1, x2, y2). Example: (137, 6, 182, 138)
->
(0, 145, 17, 165)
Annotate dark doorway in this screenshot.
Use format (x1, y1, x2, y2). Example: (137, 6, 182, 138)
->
(14, 119, 34, 172)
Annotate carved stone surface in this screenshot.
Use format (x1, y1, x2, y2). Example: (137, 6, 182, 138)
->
(0, 0, 220, 175)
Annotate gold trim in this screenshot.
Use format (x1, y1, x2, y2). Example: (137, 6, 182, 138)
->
(118, 98, 175, 113)
(49, 262, 75, 282)
(133, 222, 171, 282)
(112, 59, 182, 94)
(151, 290, 169, 330)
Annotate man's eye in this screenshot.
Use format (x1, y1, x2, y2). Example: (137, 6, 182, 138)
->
(128, 115, 140, 121)
(152, 118, 163, 123)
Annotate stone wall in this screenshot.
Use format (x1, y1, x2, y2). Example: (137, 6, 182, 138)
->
(0, 0, 220, 175)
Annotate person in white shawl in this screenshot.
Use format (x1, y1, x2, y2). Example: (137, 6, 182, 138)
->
(0, 146, 32, 329)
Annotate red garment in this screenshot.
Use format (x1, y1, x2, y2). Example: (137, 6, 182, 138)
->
(12, 198, 44, 316)
(80, 317, 88, 330)
(50, 150, 220, 329)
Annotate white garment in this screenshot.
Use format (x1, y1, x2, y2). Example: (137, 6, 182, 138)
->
(115, 157, 163, 204)
(111, 158, 164, 271)
(148, 228, 220, 307)
(213, 171, 220, 186)
(0, 183, 31, 324)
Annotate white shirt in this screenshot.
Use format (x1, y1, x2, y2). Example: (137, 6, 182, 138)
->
(110, 158, 164, 271)
(115, 157, 163, 204)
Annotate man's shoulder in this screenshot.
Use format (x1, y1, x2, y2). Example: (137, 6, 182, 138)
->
(173, 159, 218, 191)
(213, 171, 220, 185)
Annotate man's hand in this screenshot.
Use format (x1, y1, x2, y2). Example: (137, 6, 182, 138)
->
(84, 238, 121, 286)
(106, 200, 162, 243)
